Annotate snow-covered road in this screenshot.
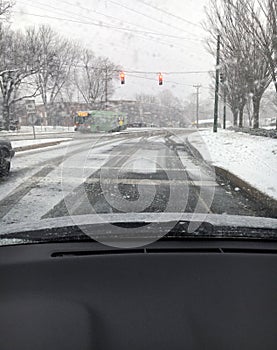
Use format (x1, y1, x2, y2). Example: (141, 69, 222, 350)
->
(0, 128, 275, 233)
(0, 133, 149, 224)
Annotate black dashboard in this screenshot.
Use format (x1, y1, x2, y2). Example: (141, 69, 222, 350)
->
(0, 238, 277, 349)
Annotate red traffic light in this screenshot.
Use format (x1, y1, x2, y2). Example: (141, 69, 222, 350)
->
(158, 72, 163, 85)
(120, 72, 125, 84)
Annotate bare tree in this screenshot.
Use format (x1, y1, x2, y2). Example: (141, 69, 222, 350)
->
(235, 12, 271, 128)
(135, 91, 184, 127)
(29, 25, 78, 125)
(205, 0, 250, 126)
(205, 0, 273, 128)
(0, 0, 14, 21)
(74, 49, 119, 109)
(0, 28, 40, 130)
(135, 93, 159, 125)
(236, 0, 277, 128)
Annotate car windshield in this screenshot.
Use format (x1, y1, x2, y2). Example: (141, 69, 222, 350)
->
(0, 0, 276, 247)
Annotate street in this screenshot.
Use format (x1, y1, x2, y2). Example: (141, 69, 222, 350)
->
(0, 128, 271, 226)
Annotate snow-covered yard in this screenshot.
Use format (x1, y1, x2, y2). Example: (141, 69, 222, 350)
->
(188, 129, 277, 200)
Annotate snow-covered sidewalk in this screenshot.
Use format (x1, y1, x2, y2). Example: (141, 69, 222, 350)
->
(187, 129, 277, 200)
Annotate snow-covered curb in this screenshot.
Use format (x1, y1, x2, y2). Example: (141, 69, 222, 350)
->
(0, 126, 75, 136)
(187, 129, 277, 213)
(12, 138, 72, 152)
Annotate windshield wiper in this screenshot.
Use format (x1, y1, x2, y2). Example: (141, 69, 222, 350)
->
(0, 225, 93, 245)
(1, 219, 277, 246)
(166, 221, 277, 240)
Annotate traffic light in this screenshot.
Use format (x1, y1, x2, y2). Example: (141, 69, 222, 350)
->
(158, 72, 163, 85)
(120, 71, 125, 84)
(220, 73, 224, 83)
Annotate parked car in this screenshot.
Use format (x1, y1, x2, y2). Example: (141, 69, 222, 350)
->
(0, 120, 19, 131)
(0, 139, 15, 176)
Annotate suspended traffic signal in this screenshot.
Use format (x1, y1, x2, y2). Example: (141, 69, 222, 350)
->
(158, 72, 163, 85)
(120, 71, 125, 84)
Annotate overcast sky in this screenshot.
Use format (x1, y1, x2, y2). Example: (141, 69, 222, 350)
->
(11, 0, 214, 101)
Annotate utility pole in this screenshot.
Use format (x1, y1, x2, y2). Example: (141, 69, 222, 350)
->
(213, 34, 221, 133)
(105, 66, 108, 110)
(193, 84, 201, 128)
(221, 68, 227, 130)
(268, 0, 277, 129)
(223, 88, 226, 129)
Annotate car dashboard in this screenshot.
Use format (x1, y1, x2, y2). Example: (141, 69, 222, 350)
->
(0, 238, 277, 349)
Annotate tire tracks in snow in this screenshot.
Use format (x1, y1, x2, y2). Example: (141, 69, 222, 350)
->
(0, 136, 132, 220)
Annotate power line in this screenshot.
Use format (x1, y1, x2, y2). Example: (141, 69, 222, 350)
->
(14, 9, 196, 51)
(72, 65, 212, 89)
(136, 0, 203, 29)
(125, 70, 213, 75)
(72, 64, 214, 75)
(126, 72, 206, 88)
(124, 70, 213, 75)
(12, 10, 182, 49)
(13, 7, 211, 54)
(106, 0, 204, 40)
(19, 0, 199, 41)
(128, 73, 212, 91)
(15, 0, 211, 62)
(57, 0, 202, 42)
(11, 7, 213, 92)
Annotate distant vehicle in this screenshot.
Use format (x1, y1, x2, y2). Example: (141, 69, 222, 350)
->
(0, 139, 15, 176)
(192, 119, 221, 128)
(128, 122, 147, 128)
(0, 119, 19, 131)
(263, 117, 276, 127)
(74, 110, 128, 132)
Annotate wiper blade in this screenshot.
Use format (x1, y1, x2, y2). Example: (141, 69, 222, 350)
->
(1, 221, 277, 247)
(0, 213, 277, 246)
(166, 221, 277, 240)
(0, 225, 93, 245)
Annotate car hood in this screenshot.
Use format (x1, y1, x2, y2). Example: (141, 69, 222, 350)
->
(0, 213, 277, 236)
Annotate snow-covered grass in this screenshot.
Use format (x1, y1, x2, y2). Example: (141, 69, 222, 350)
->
(188, 129, 277, 200)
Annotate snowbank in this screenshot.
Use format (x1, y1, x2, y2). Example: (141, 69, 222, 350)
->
(188, 129, 277, 200)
